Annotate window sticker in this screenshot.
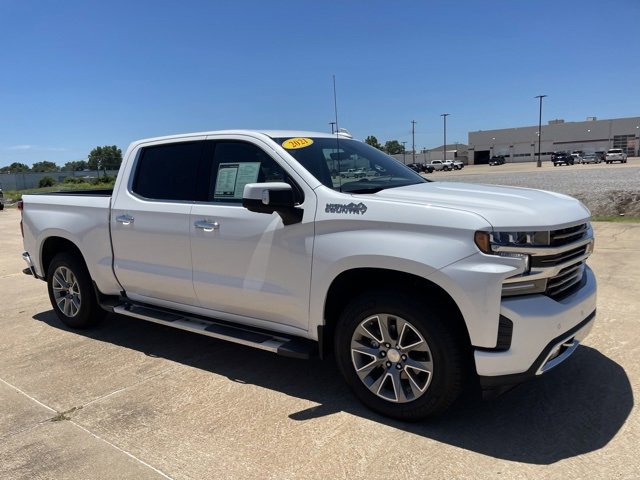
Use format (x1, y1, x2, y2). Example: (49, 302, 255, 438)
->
(282, 137, 314, 150)
(213, 162, 261, 200)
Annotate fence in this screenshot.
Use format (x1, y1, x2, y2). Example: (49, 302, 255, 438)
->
(0, 170, 120, 191)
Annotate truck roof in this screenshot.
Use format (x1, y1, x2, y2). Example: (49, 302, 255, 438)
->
(129, 129, 348, 147)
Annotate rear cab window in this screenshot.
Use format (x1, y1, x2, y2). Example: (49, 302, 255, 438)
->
(132, 141, 205, 201)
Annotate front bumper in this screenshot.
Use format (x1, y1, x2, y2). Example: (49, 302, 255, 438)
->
(475, 265, 597, 391)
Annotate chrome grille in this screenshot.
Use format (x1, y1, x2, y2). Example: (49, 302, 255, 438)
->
(499, 222, 592, 299)
(546, 263, 586, 298)
(550, 223, 588, 246)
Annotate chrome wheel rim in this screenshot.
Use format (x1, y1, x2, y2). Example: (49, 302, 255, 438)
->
(350, 314, 433, 403)
(52, 266, 81, 318)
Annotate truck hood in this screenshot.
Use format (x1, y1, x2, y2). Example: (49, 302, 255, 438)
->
(373, 182, 590, 229)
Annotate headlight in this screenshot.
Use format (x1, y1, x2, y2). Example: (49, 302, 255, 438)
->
(474, 231, 531, 275)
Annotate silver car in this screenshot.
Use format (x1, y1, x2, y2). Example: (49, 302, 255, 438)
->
(581, 153, 601, 164)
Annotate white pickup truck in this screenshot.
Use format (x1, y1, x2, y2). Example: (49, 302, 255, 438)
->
(20, 130, 597, 420)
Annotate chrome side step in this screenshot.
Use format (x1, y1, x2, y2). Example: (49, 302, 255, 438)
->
(112, 304, 316, 359)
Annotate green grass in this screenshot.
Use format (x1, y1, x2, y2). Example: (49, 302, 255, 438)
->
(3, 181, 115, 203)
(592, 215, 640, 223)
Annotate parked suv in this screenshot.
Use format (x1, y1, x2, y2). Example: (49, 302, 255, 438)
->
(489, 156, 505, 166)
(605, 148, 628, 164)
(552, 152, 574, 166)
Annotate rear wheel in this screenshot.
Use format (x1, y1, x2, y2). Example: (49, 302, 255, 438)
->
(47, 252, 105, 328)
(334, 291, 465, 421)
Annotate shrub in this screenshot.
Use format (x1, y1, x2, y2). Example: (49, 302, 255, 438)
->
(64, 176, 85, 184)
(92, 174, 116, 185)
(38, 176, 56, 188)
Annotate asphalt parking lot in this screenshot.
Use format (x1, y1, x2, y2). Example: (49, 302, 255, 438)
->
(1, 181, 639, 478)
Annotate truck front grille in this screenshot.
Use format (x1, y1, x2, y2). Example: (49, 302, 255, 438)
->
(497, 222, 593, 299)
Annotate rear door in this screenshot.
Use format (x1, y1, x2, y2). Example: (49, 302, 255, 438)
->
(111, 138, 205, 305)
(189, 136, 316, 332)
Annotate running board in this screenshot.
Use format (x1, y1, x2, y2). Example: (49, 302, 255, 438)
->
(112, 304, 316, 359)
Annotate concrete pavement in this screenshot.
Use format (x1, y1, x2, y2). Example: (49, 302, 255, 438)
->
(0, 207, 638, 479)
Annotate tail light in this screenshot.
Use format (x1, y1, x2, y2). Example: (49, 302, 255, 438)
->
(18, 200, 24, 238)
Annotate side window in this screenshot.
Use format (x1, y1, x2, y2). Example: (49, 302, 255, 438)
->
(132, 141, 204, 201)
(208, 141, 288, 203)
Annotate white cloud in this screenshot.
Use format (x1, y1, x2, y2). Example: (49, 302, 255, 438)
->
(8, 145, 35, 150)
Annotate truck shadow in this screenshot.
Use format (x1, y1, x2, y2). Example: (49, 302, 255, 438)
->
(33, 310, 633, 465)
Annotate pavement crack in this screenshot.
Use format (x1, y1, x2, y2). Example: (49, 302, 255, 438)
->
(50, 406, 83, 422)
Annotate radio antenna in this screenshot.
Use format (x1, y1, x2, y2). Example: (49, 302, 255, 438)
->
(332, 75, 343, 191)
(333, 75, 339, 135)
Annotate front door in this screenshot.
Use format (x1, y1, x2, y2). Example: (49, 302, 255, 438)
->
(190, 138, 315, 333)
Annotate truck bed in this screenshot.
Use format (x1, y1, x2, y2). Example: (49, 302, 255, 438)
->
(32, 188, 113, 196)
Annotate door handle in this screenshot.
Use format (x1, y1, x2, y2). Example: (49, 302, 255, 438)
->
(116, 214, 135, 225)
(194, 220, 220, 232)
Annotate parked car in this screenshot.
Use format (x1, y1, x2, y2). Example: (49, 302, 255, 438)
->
(0, 186, 4, 210)
(20, 129, 597, 421)
(407, 163, 434, 174)
(605, 148, 628, 164)
(595, 151, 606, 162)
(580, 153, 600, 164)
(488, 156, 505, 166)
(571, 153, 584, 164)
(552, 152, 574, 166)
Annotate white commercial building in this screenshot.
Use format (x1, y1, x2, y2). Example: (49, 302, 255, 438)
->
(468, 116, 640, 164)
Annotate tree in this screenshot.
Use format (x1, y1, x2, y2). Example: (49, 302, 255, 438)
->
(62, 160, 88, 171)
(0, 162, 30, 173)
(87, 145, 122, 171)
(364, 135, 383, 151)
(384, 140, 404, 155)
(31, 161, 59, 172)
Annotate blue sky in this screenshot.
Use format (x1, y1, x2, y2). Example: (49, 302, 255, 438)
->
(1, 0, 638, 168)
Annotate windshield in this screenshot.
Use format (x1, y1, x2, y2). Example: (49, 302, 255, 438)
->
(273, 137, 427, 193)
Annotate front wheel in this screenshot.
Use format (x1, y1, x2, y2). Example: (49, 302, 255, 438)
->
(334, 291, 465, 421)
(47, 252, 105, 328)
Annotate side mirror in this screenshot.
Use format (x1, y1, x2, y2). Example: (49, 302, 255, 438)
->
(242, 182, 303, 225)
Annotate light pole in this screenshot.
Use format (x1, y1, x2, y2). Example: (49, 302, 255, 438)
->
(441, 113, 450, 162)
(401, 141, 407, 164)
(329, 122, 336, 134)
(535, 95, 547, 168)
(411, 120, 417, 164)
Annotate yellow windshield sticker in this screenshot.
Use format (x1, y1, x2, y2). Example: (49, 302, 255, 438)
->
(282, 137, 314, 149)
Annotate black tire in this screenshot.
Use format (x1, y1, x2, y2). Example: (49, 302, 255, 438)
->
(46, 252, 105, 329)
(334, 291, 465, 421)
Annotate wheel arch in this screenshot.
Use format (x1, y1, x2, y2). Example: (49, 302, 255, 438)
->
(40, 236, 87, 279)
(320, 267, 472, 360)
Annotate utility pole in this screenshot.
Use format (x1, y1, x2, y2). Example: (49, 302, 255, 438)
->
(441, 113, 450, 162)
(411, 120, 416, 164)
(329, 122, 336, 134)
(535, 95, 547, 168)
